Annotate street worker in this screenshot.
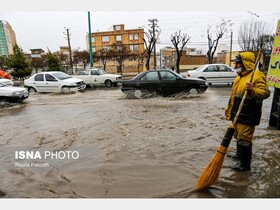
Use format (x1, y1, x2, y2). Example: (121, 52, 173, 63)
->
(225, 51, 270, 171)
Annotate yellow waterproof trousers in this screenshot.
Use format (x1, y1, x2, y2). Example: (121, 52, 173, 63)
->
(234, 122, 255, 142)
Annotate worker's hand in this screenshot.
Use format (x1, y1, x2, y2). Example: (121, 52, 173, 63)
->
(245, 82, 253, 91)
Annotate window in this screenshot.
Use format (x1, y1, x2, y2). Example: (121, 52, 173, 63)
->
(116, 35, 122, 42)
(102, 36, 109, 42)
(129, 45, 139, 51)
(116, 45, 122, 51)
(92, 37, 95, 43)
(45, 74, 57, 82)
(204, 66, 217, 72)
(129, 34, 139, 40)
(134, 45, 139, 51)
(34, 74, 44, 81)
(91, 70, 100, 75)
(140, 72, 159, 81)
(92, 47, 96, 53)
(115, 25, 121, 31)
(159, 71, 176, 80)
(218, 65, 231, 72)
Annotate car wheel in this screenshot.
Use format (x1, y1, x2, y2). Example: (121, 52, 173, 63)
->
(104, 80, 113, 88)
(61, 86, 70, 94)
(134, 89, 143, 98)
(188, 87, 199, 94)
(28, 87, 37, 94)
(0, 97, 7, 106)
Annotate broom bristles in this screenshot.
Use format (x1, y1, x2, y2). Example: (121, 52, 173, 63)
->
(195, 145, 228, 191)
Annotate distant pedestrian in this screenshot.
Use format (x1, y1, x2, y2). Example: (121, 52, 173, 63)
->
(171, 66, 175, 71)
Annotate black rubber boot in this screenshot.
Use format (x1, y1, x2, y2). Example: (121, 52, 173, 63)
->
(231, 141, 252, 171)
(227, 141, 241, 160)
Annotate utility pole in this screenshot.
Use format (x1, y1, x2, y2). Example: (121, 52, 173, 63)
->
(152, 19, 157, 68)
(88, 11, 93, 68)
(64, 27, 73, 69)
(229, 31, 233, 66)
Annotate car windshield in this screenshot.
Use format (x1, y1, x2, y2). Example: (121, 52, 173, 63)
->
(0, 80, 13, 87)
(171, 71, 185, 79)
(195, 65, 207, 71)
(52, 72, 72, 80)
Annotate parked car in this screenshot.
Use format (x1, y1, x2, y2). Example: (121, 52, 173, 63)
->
(24, 71, 86, 93)
(0, 78, 29, 104)
(73, 68, 122, 88)
(121, 69, 208, 97)
(182, 64, 237, 86)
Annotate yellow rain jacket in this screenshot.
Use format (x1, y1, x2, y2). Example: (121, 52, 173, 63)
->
(225, 52, 270, 125)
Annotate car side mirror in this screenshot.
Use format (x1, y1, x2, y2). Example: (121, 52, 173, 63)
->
(176, 77, 180, 81)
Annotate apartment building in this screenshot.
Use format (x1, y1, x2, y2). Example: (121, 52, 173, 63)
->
(0, 20, 17, 57)
(160, 47, 207, 71)
(87, 24, 145, 73)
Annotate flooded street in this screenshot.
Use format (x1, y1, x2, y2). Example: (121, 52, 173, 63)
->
(0, 86, 279, 198)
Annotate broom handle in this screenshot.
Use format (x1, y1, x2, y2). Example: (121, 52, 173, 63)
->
(231, 50, 262, 128)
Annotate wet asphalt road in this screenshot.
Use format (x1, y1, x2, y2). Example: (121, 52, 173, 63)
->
(0, 85, 279, 198)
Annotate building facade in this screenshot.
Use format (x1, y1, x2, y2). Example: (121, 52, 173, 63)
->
(0, 20, 17, 57)
(87, 24, 145, 74)
(160, 47, 207, 71)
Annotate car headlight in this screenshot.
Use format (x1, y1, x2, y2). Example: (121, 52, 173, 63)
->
(12, 91, 21, 96)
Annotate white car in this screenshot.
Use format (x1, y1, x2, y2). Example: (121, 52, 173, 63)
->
(182, 64, 237, 85)
(24, 71, 86, 93)
(73, 68, 122, 88)
(0, 78, 29, 104)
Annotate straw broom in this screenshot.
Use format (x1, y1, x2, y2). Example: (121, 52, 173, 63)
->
(195, 50, 261, 191)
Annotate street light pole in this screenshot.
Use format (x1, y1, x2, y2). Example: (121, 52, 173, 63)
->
(229, 31, 233, 66)
(88, 11, 93, 68)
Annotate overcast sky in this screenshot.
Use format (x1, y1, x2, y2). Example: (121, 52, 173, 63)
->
(1, 1, 280, 54)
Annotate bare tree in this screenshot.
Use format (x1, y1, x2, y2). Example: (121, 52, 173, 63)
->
(73, 50, 90, 68)
(110, 43, 134, 74)
(206, 18, 233, 64)
(93, 48, 112, 71)
(30, 55, 46, 73)
(138, 19, 161, 70)
(135, 50, 147, 74)
(170, 30, 191, 74)
(238, 20, 273, 52)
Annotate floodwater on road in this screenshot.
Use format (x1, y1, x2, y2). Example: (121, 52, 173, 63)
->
(0, 85, 279, 198)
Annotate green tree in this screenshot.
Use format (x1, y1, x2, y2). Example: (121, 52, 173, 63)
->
(46, 50, 61, 71)
(4, 44, 32, 80)
(0, 56, 6, 69)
